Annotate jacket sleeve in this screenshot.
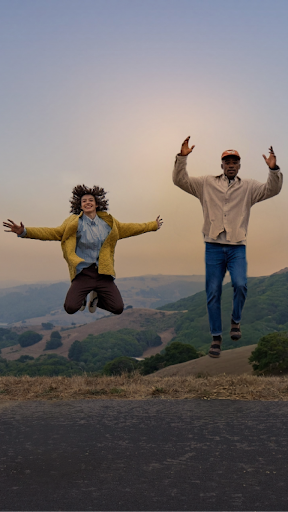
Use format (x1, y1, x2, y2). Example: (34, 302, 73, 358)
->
(24, 219, 68, 241)
(115, 219, 158, 239)
(172, 154, 205, 201)
(250, 169, 283, 205)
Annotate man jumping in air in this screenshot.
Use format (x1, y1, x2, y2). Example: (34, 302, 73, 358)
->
(173, 138, 282, 357)
(3, 185, 163, 316)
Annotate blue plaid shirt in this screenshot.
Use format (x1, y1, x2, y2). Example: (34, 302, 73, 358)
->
(76, 214, 111, 274)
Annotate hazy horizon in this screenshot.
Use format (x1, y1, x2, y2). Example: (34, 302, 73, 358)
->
(1, 266, 286, 290)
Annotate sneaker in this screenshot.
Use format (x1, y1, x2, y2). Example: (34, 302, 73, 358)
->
(208, 335, 222, 358)
(88, 291, 98, 313)
(230, 320, 241, 341)
(79, 297, 87, 312)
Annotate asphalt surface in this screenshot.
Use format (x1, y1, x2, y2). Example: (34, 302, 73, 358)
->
(1, 399, 288, 511)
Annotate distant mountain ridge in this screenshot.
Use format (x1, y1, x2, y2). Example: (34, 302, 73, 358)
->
(0, 275, 207, 325)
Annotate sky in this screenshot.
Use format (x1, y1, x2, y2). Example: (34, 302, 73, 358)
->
(1, 0, 288, 284)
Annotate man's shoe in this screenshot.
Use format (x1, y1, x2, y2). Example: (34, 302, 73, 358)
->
(79, 297, 87, 312)
(230, 320, 241, 341)
(208, 335, 222, 358)
(88, 291, 98, 313)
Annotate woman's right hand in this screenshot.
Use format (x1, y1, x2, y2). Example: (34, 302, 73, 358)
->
(3, 219, 25, 235)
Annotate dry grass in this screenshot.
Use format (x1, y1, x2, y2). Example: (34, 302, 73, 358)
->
(1, 373, 288, 401)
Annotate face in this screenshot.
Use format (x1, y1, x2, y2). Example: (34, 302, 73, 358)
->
(81, 194, 97, 215)
(221, 157, 241, 179)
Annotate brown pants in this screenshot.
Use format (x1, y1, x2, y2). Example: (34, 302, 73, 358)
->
(64, 265, 124, 315)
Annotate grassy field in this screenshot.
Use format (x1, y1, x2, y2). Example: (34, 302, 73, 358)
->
(1, 373, 288, 401)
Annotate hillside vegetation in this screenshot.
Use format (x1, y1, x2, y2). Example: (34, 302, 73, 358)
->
(0, 328, 19, 350)
(158, 272, 288, 353)
(68, 328, 162, 372)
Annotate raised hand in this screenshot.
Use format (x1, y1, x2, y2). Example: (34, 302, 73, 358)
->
(263, 146, 277, 169)
(3, 219, 25, 235)
(156, 215, 163, 230)
(181, 136, 195, 156)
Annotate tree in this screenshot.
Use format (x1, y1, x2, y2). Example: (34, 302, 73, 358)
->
(103, 356, 139, 376)
(164, 342, 199, 366)
(44, 338, 63, 350)
(139, 342, 199, 375)
(68, 340, 83, 361)
(249, 331, 288, 373)
(50, 331, 62, 340)
(135, 329, 161, 348)
(0, 328, 19, 350)
(140, 353, 166, 375)
(18, 355, 35, 362)
(18, 331, 43, 348)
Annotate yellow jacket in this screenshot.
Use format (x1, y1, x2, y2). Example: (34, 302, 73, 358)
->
(24, 212, 158, 281)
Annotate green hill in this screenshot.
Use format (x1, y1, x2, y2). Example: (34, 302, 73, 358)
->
(157, 272, 288, 353)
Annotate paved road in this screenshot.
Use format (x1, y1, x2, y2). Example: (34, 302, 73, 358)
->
(1, 399, 288, 511)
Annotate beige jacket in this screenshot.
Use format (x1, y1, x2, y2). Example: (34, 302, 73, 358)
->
(24, 211, 158, 281)
(173, 155, 283, 243)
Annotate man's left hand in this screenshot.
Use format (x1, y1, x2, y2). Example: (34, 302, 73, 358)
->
(263, 146, 277, 169)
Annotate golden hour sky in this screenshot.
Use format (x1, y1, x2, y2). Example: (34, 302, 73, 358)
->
(1, 0, 288, 284)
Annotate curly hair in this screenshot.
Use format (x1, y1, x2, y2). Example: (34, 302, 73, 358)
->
(70, 185, 109, 214)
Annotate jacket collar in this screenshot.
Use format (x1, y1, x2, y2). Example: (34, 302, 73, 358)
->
(77, 210, 113, 227)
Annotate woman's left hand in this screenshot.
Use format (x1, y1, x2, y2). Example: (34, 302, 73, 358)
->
(156, 215, 163, 229)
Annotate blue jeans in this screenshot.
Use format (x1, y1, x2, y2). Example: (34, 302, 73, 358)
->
(205, 243, 247, 335)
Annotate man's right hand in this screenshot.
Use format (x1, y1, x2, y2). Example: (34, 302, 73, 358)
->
(3, 219, 25, 235)
(180, 136, 195, 156)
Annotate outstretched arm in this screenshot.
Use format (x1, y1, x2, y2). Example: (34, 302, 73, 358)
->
(251, 147, 282, 204)
(116, 217, 162, 239)
(3, 219, 67, 241)
(172, 136, 204, 200)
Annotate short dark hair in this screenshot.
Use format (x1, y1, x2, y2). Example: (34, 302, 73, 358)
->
(70, 185, 109, 214)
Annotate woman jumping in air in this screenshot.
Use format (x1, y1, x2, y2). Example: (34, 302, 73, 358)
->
(3, 185, 163, 316)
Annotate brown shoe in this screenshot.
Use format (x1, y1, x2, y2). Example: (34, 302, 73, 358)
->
(230, 321, 241, 341)
(208, 335, 222, 358)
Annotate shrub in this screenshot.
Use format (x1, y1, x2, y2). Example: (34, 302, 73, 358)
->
(140, 353, 166, 375)
(18, 355, 35, 362)
(44, 338, 63, 351)
(18, 331, 43, 347)
(50, 331, 62, 340)
(103, 356, 139, 376)
(249, 331, 288, 373)
(139, 342, 199, 375)
(41, 322, 54, 330)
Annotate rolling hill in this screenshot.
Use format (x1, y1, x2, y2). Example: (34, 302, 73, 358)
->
(157, 271, 288, 353)
(2, 308, 180, 361)
(153, 345, 256, 377)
